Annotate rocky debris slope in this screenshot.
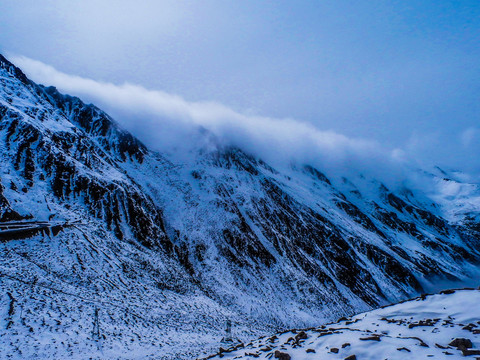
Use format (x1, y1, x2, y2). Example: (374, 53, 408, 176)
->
(206, 288, 480, 360)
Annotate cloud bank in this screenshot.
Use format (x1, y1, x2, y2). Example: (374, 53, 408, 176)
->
(9, 55, 476, 189)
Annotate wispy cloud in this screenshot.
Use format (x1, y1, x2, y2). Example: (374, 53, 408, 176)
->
(10, 54, 476, 188)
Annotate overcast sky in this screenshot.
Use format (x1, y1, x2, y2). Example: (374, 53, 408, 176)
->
(1, 0, 480, 172)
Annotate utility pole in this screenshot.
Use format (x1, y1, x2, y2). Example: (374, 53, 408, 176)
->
(224, 319, 232, 342)
(92, 306, 100, 340)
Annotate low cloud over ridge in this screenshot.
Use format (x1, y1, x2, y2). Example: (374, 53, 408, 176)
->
(9, 54, 478, 189)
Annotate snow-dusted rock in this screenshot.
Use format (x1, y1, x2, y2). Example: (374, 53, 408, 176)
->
(206, 289, 480, 360)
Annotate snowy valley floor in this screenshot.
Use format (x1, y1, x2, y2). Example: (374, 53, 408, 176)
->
(204, 288, 480, 360)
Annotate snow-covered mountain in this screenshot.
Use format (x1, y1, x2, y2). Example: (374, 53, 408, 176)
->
(1, 54, 479, 359)
(205, 288, 480, 360)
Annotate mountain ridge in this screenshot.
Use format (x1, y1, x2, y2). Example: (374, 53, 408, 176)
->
(1, 54, 480, 359)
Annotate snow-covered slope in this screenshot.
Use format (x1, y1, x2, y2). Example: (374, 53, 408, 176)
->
(1, 54, 480, 359)
(205, 288, 480, 360)
(0, 54, 247, 359)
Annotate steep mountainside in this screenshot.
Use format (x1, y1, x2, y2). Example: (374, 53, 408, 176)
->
(1, 54, 480, 359)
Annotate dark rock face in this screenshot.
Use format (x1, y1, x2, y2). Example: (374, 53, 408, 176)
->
(0, 181, 24, 221)
(335, 199, 386, 237)
(41, 86, 148, 163)
(303, 164, 331, 185)
(0, 54, 30, 85)
(0, 57, 171, 252)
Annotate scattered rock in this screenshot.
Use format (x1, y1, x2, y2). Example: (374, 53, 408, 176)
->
(233, 343, 244, 351)
(397, 347, 411, 352)
(295, 331, 308, 342)
(342, 343, 351, 348)
(406, 336, 429, 347)
(359, 335, 381, 341)
(344, 355, 357, 360)
(462, 349, 480, 356)
(317, 331, 333, 337)
(330, 347, 339, 353)
(408, 319, 438, 328)
(449, 338, 473, 350)
(268, 335, 278, 343)
(306, 348, 315, 353)
(463, 323, 477, 331)
(274, 350, 291, 360)
(440, 289, 456, 295)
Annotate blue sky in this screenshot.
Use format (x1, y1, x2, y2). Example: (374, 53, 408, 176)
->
(1, 0, 480, 171)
